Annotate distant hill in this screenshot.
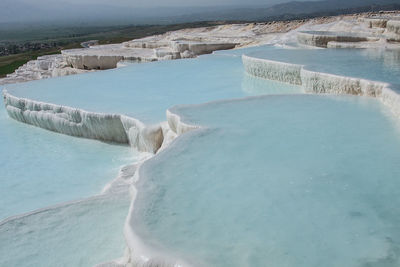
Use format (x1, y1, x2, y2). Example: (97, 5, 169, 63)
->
(0, 0, 399, 27)
(169, 0, 400, 22)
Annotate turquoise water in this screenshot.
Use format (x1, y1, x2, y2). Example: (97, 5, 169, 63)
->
(3, 44, 400, 267)
(0, 105, 134, 220)
(5, 48, 301, 123)
(134, 95, 400, 266)
(0, 45, 299, 267)
(248, 48, 400, 86)
(0, 86, 135, 266)
(0, 193, 130, 267)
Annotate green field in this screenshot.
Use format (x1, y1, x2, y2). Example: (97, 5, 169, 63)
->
(0, 52, 53, 77)
(0, 44, 81, 78)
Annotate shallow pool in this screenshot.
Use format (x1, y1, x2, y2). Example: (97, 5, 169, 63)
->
(0, 193, 130, 267)
(3, 43, 400, 267)
(247, 48, 400, 85)
(134, 95, 400, 267)
(0, 105, 134, 220)
(5, 47, 301, 124)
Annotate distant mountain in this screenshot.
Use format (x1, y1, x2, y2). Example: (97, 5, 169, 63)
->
(170, 0, 400, 22)
(0, 0, 399, 27)
(261, 0, 396, 15)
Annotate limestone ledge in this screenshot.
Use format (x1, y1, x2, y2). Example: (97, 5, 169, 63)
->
(62, 41, 238, 70)
(242, 54, 400, 118)
(1, 90, 190, 267)
(297, 31, 380, 48)
(387, 20, 400, 35)
(364, 18, 389, 28)
(297, 15, 400, 48)
(123, 108, 199, 267)
(0, 55, 89, 86)
(2, 90, 163, 153)
(61, 45, 157, 70)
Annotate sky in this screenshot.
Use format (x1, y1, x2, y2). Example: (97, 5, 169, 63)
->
(1, 0, 316, 24)
(0, 0, 397, 25)
(13, 0, 311, 8)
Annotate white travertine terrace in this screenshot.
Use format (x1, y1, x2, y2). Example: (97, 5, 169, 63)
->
(242, 57, 303, 85)
(387, 20, 400, 34)
(122, 13, 400, 265)
(61, 41, 238, 70)
(2, 11, 398, 86)
(123, 107, 199, 267)
(166, 109, 199, 136)
(0, 55, 89, 85)
(296, 15, 400, 48)
(365, 17, 390, 28)
(1, 10, 400, 267)
(2, 90, 163, 153)
(61, 44, 157, 70)
(386, 20, 400, 41)
(242, 54, 400, 119)
(297, 31, 379, 47)
(1, 87, 198, 156)
(326, 40, 385, 49)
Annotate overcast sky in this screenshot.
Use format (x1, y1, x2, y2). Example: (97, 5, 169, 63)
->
(1, 0, 320, 24)
(2, 0, 393, 25)
(14, 0, 318, 8)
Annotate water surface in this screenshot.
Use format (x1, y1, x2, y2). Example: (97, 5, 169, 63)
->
(0, 193, 130, 267)
(0, 105, 134, 219)
(5, 47, 301, 123)
(248, 48, 400, 86)
(134, 95, 400, 267)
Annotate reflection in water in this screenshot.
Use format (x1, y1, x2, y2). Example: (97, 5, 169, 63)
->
(361, 48, 400, 69)
(241, 73, 302, 95)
